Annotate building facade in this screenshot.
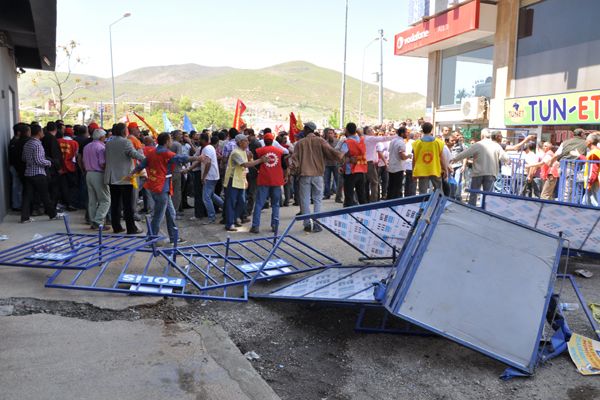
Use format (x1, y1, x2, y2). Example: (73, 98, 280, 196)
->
(0, 0, 57, 219)
(396, 0, 600, 143)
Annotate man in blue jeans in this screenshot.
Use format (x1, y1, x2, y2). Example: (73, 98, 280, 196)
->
(128, 132, 201, 244)
(250, 133, 286, 234)
(290, 122, 343, 232)
(323, 128, 339, 199)
(187, 133, 224, 224)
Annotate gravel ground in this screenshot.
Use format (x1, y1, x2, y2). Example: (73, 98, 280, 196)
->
(1, 198, 599, 399)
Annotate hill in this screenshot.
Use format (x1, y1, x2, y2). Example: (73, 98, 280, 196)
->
(18, 61, 425, 122)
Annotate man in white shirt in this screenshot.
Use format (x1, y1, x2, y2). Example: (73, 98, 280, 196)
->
(363, 126, 393, 202)
(187, 133, 223, 224)
(387, 127, 411, 199)
(376, 141, 389, 199)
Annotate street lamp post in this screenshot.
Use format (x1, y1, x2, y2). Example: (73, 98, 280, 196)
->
(339, 0, 349, 130)
(377, 29, 385, 125)
(358, 38, 377, 126)
(109, 12, 131, 124)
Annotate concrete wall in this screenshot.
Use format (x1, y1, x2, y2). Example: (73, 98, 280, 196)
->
(0, 46, 18, 220)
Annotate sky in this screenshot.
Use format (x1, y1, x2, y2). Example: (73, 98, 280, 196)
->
(55, 0, 428, 95)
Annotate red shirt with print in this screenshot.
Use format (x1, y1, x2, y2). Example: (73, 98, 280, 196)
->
(57, 138, 79, 174)
(256, 145, 285, 186)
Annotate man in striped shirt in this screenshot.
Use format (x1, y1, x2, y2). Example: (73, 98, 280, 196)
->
(20, 124, 64, 223)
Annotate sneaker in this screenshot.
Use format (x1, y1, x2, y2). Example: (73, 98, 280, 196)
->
(234, 222, 242, 228)
(312, 224, 323, 233)
(20, 218, 35, 223)
(189, 216, 199, 221)
(249, 226, 260, 234)
(303, 226, 312, 233)
(240, 217, 250, 224)
(201, 220, 216, 225)
(170, 238, 187, 244)
(50, 213, 65, 220)
(225, 226, 237, 232)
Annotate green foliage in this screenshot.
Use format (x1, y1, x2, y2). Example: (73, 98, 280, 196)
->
(178, 96, 192, 112)
(328, 110, 340, 129)
(191, 101, 233, 129)
(19, 61, 426, 123)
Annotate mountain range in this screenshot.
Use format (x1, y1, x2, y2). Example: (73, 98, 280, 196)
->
(18, 61, 425, 121)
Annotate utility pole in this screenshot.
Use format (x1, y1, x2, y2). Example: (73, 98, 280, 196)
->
(109, 12, 131, 124)
(378, 28, 384, 125)
(339, 0, 349, 129)
(358, 38, 377, 126)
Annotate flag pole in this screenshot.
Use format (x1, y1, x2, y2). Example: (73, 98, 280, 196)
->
(339, 0, 349, 130)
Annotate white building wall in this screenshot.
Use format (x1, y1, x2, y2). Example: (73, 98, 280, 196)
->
(0, 46, 18, 220)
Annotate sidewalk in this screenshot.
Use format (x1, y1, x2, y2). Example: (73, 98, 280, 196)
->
(0, 210, 280, 400)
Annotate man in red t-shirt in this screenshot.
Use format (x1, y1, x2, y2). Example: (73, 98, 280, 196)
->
(250, 133, 286, 233)
(56, 130, 79, 211)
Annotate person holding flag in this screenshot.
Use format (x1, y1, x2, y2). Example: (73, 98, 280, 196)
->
(233, 99, 246, 131)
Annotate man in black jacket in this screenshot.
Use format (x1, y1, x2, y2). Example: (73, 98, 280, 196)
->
(9, 123, 31, 211)
(42, 121, 63, 209)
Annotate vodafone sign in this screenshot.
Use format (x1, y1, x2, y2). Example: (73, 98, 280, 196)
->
(394, 0, 480, 56)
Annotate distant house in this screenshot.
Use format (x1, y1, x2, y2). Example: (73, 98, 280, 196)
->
(0, 0, 57, 220)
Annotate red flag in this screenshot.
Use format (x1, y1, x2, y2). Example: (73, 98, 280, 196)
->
(289, 112, 299, 143)
(233, 99, 246, 130)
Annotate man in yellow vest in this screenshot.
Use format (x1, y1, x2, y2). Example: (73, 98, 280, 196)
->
(412, 122, 445, 194)
(223, 133, 267, 231)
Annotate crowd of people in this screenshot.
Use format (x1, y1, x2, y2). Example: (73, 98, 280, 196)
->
(7, 117, 600, 241)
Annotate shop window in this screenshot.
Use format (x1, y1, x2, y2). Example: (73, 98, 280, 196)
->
(515, 0, 600, 96)
(8, 87, 15, 128)
(439, 44, 493, 107)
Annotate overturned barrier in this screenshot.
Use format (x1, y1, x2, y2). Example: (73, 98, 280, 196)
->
(471, 190, 600, 257)
(0, 191, 592, 377)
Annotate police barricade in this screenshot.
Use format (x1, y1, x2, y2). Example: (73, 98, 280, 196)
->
(471, 189, 600, 257)
(250, 194, 430, 304)
(259, 191, 588, 377)
(496, 156, 526, 196)
(557, 159, 600, 206)
(0, 216, 163, 270)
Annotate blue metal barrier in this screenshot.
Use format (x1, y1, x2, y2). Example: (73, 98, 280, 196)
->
(0, 216, 162, 270)
(557, 159, 600, 206)
(496, 156, 526, 196)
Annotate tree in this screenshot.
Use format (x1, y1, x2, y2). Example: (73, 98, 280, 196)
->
(455, 88, 470, 104)
(193, 101, 233, 129)
(178, 96, 192, 112)
(45, 41, 94, 119)
(328, 110, 340, 129)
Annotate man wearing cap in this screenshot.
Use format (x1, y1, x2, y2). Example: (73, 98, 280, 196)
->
(250, 132, 286, 233)
(127, 132, 202, 244)
(105, 122, 145, 234)
(290, 122, 343, 232)
(223, 134, 267, 231)
(548, 128, 588, 201)
(83, 129, 110, 230)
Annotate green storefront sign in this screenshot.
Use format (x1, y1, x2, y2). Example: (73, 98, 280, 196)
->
(504, 89, 600, 126)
